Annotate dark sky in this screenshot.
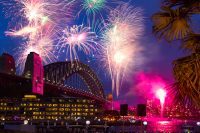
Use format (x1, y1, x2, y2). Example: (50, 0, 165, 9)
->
(0, 0, 190, 106)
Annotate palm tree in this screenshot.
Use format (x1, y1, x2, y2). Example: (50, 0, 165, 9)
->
(152, 0, 200, 107)
(152, 6, 191, 41)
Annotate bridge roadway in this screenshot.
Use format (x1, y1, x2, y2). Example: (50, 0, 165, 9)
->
(44, 82, 107, 103)
(0, 72, 107, 103)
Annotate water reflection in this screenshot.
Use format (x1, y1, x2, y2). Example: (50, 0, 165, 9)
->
(146, 119, 200, 132)
(148, 120, 179, 132)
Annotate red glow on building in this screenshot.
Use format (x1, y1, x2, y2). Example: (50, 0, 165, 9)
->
(24, 52, 44, 95)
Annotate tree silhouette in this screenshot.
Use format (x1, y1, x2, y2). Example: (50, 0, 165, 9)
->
(152, 0, 200, 107)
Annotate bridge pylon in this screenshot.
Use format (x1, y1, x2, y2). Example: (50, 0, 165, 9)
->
(23, 52, 44, 95)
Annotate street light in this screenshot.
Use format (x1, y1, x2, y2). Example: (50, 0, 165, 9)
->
(197, 122, 200, 126)
(86, 120, 90, 132)
(1, 117, 5, 126)
(143, 121, 147, 126)
(86, 120, 90, 125)
(54, 119, 58, 127)
(129, 118, 136, 124)
(24, 120, 28, 125)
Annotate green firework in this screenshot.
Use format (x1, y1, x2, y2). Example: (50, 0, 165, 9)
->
(83, 0, 106, 14)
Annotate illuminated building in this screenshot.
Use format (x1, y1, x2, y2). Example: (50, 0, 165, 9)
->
(102, 110, 120, 121)
(146, 99, 160, 117)
(0, 95, 100, 121)
(0, 52, 106, 122)
(147, 99, 200, 119)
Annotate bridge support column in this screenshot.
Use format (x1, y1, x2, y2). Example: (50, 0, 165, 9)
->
(23, 52, 44, 95)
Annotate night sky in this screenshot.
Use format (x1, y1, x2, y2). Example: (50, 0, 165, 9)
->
(0, 0, 191, 106)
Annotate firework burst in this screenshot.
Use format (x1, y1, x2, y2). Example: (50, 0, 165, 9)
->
(1, 0, 74, 25)
(77, 0, 121, 25)
(83, 0, 106, 14)
(16, 34, 56, 72)
(1, 0, 75, 72)
(57, 24, 99, 61)
(5, 26, 38, 37)
(101, 3, 144, 97)
(2, 0, 75, 40)
(20, 0, 48, 24)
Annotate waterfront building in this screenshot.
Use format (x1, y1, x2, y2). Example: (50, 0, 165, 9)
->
(0, 52, 106, 122)
(0, 95, 101, 121)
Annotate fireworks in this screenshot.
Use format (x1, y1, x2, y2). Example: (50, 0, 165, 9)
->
(16, 35, 56, 72)
(21, 0, 48, 24)
(2, 0, 74, 25)
(5, 26, 38, 37)
(155, 88, 166, 117)
(1, 0, 145, 99)
(156, 88, 167, 105)
(4, 0, 74, 36)
(57, 25, 98, 61)
(77, 0, 121, 25)
(1, 0, 75, 73)
(83, 0, 106, 15)
(101, 3, 144, 96)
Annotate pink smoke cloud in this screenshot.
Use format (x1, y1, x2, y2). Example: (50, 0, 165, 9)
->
(126, 72, 168, 100)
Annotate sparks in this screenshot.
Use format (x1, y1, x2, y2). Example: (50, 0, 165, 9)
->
(5, 26, 38, 37)
(57, 25, 99, 61)
(15, 0, 72, 25)
(156, 88, 167, 105)
(16, 35, 56, 73)
(1, 0, 75, 73)
(2, 0, 74, 38)
(83, 0, 106, 14)
(101, 3, 144, 97)
(78, 0, 120, 25)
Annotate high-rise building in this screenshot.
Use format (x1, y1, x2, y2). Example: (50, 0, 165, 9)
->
(0, 53, 16, 75)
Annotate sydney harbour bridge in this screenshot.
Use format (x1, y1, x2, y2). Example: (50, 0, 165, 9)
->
(0, 52, 106, 103)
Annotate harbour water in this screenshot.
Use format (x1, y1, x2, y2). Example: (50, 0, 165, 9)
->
(1, 119, 200, 132)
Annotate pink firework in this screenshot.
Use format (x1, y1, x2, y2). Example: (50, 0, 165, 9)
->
(129, 72, 168, 100)
(1, 0, 75, 72)
(156, 88, 167, 105)
(57, 24, 98, 61)
(15, 34, 56, 72)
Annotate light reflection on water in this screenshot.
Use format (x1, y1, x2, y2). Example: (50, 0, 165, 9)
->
(148, 120, 179, 132)
(108, 119, 200, 132)
(146, 119, 200, 132)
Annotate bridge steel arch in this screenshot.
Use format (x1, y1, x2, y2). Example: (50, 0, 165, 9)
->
(44, 61, 105, 98)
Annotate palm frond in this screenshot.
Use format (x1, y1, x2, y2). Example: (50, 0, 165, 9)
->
(182, 33, 200, 52)
(163, 0, 200, 9)
(152, 6, 191, 41)
(172, 53, 200, 107)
